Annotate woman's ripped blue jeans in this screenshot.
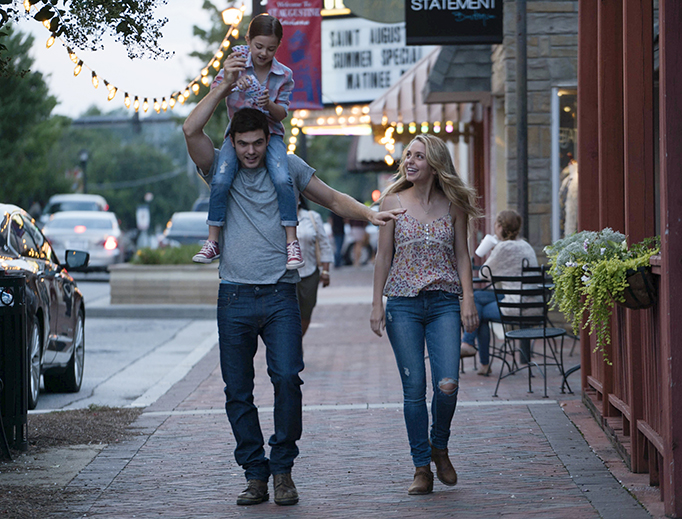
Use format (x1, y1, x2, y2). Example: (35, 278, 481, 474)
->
(385, 290, 462, 467)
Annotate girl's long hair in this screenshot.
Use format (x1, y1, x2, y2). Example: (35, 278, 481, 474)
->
(379, 134, 482, 223)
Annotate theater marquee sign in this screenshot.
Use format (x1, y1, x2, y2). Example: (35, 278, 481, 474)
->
(406, 0, 503, 45)
(322, 16, 435, 105)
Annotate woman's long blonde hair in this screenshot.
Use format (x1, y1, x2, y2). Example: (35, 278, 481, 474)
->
(379, 134, 482, 222)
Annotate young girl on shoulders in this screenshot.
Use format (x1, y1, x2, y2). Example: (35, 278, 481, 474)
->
(193, 14, 303, 270)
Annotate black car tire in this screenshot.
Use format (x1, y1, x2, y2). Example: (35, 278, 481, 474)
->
(44, 309, 85, 393)
(28, 319, 42, 410)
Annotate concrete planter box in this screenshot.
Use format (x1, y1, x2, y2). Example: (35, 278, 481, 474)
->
(109, 264, 220, 305)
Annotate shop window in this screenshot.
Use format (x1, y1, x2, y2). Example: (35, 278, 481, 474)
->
(552, 88, 578, 241)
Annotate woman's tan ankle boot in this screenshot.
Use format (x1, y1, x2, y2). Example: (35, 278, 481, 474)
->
(431, 446, 458, 486)
(407, 465, 434, 495)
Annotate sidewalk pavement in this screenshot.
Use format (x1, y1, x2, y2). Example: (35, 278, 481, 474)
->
(59, 267, 662, 518)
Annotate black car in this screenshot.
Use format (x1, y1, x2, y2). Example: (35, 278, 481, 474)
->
(0, 204, 90, 409)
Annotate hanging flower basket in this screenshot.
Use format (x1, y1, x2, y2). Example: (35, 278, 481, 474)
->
(544, 230, 660, 363)
(619, 266, 657, 310)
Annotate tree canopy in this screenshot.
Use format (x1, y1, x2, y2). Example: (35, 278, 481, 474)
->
(0, 0, 170, 76)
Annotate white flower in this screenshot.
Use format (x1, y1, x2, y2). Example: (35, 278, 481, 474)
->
(581, 275, 591, 286)
(582, 264, 589, 272)
(565, 261, 578, 268)
(600, 247, 606, 255)
(621, 240, 627, 250)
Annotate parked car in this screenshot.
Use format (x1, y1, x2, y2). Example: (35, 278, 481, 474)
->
(191, 197, 210, 212)
(42, 211, 124, 271)
(161, 211, 209, 247)
(0, 203, 89, 409)
(39, 193, 109, 228)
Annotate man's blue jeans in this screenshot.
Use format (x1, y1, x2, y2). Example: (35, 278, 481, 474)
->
(462, 289, 502, 365)
(218, 281, 304, 482)
(385, 290, 462, 467)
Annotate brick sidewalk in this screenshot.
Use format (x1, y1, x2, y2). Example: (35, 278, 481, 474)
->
(62, 267, 656, 518)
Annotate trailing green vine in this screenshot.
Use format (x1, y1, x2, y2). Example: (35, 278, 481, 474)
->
(545, 230, 659, 363)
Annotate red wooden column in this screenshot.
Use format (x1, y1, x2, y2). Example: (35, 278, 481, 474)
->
(658, 1, 682, 514)
(622, 0, 655, 474)
(597, 0, 625, 417)
(577, 0, 599, 392)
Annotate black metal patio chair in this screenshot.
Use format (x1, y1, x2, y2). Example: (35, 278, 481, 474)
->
(482, 264, 568, 398)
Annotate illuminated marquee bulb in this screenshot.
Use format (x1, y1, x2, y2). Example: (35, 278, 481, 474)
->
(335, 105, 343, 115)
(46, 35, 55, 48)
(142, 98, 149, 112)
(124, 93, 131, 109)
(73, 60, 83, 77)
(153, 98, 160, 113)
(133, 96, 140, 112)
(91, 71, 99, 89)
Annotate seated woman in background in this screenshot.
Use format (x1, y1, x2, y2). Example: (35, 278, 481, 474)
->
(462, 210, 538, 375)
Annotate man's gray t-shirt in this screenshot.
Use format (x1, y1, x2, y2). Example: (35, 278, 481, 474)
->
(200, 150, 315, 284)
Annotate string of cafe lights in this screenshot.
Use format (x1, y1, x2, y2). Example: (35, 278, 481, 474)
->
(28, 1, 246, 113)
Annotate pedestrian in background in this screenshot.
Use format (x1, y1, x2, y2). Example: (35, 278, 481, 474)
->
(329, 211, 345, 268)
(296, 197, 334, 336)
(370, 134, 480, 495)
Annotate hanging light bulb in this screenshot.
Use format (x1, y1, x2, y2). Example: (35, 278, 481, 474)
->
(153, 98, 161, 113)
(216, 50, 224, 59)
(191, 83, 200, 94)
(133, 96, 140, 112)
(107, 87, 117, 101)
(169, 96, 176, 109)
(212, 60, 221, 70)
(23, 0, 30, 12)
(221, 7, 243, 26)
(67, 48, 78, 63)
(142, 98, 149, 112)
(161, 98, 168, 111)
(124, 93, 131, 109)
(183, 88, 190, 98)
(91, 71, 99, 89)
(222, 40, 231, 49)
(73, 60, 83, 77)
(201, 67, 209, 77)
(178, 95, 186, 105)
(42, 19, 50, 29)
(232, 29, 239, 38)
(46, 35, 55, 48)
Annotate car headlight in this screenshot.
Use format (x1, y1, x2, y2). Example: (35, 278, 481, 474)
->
(0, 287, 14, 307)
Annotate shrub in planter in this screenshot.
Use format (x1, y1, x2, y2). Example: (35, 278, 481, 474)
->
(131, 245, 198, 265)
(544, 229, 659, 363)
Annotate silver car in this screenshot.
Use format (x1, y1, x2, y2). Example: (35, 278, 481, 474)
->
(42, 211, 123, 270)
(39, 193, 109, 228)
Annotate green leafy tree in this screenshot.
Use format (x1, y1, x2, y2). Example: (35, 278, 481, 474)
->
(0, 25, 72, 208)
(0, 0, 169, 76)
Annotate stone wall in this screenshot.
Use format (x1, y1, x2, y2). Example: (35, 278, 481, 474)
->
(492, 0, 578, 250)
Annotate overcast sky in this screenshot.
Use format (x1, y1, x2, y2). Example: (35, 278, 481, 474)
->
(19, 1, 251, 119)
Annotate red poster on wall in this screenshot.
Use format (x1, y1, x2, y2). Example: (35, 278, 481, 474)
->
(268, 0, 323, 110)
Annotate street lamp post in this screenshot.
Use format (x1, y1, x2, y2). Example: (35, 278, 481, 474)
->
(79, 149, 89, 194)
